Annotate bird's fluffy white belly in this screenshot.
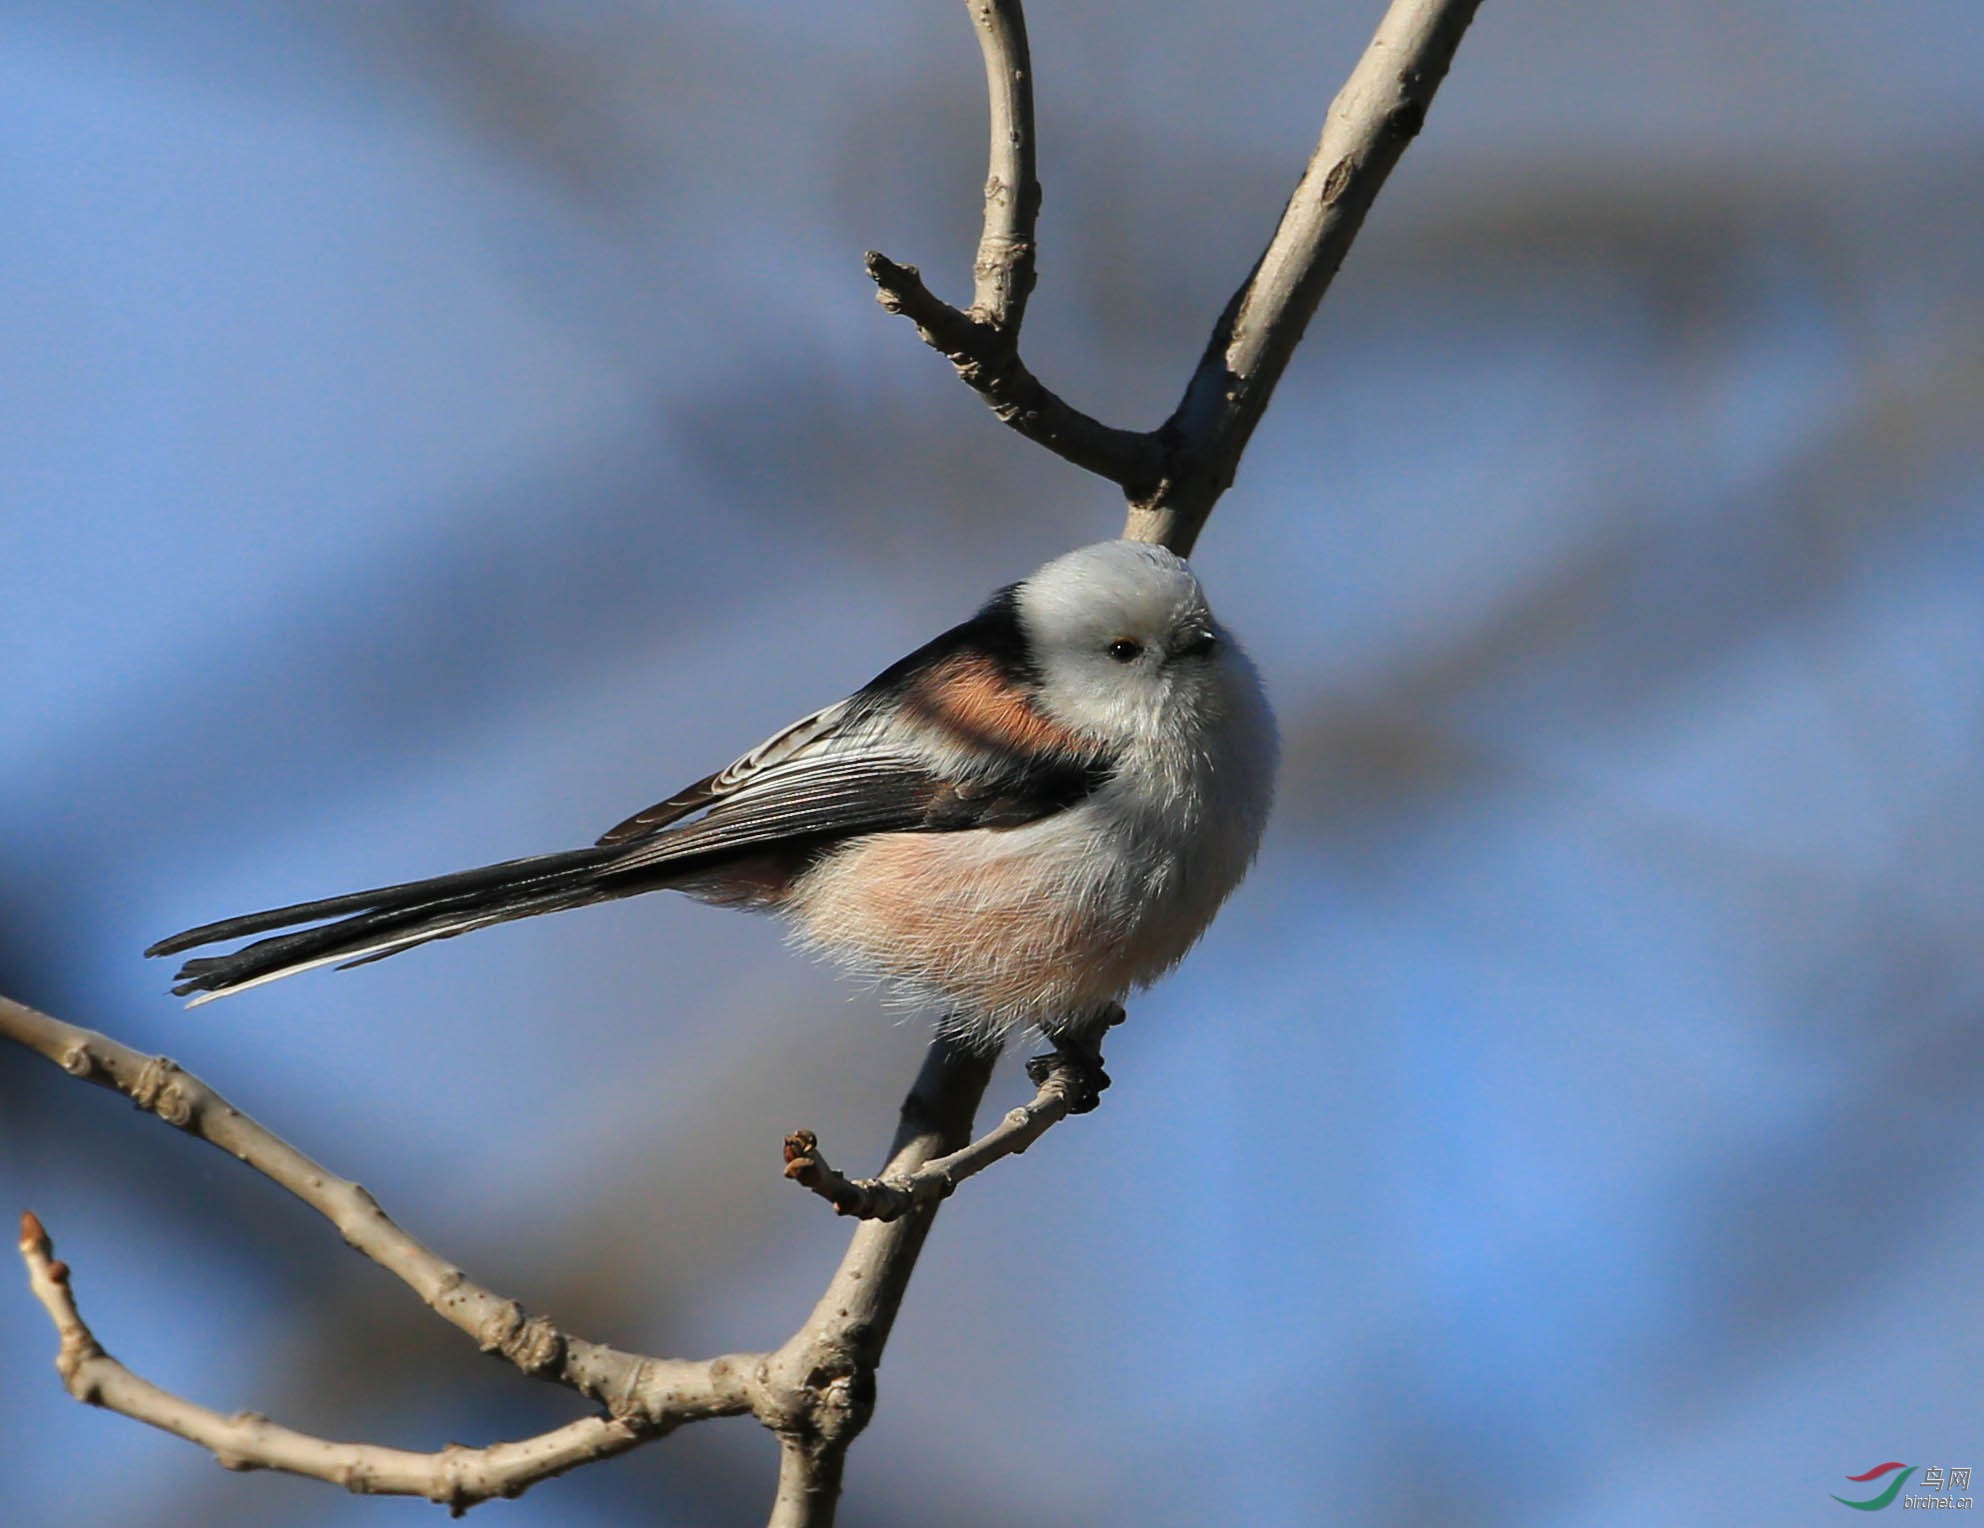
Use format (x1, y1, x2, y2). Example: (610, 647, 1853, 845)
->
(782, 806, 1199, 1041)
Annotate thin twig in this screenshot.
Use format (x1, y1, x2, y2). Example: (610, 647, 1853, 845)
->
(17, 1210, 645, 1515)
(863, 254, 1159, 489)
(782, 1028, 1111, 1221)
(863, 0, 1163, 493)
(0, 996, 753, 1430)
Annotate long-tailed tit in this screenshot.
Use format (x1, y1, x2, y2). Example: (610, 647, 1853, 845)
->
(150, 540, 1277, 1046)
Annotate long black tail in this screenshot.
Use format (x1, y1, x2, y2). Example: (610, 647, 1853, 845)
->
(146, 845, 638, 1003)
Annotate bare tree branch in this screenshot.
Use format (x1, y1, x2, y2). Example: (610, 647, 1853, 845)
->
(4, 991, 773, 1513)
(17, 1210, 643, 1514)
(782, 1009, 1120, 1221)
(778, 5, 1484, 1497)
(0, 995, 749, 1428)
(964, 0, 1039, 332)
(870, 0, 1482, 556)
(864, 0, 1165, 492)
(768, 1431, 847, 1528)
(865, 251, 1162, 487)
(755, 1037, 998, 1527)
(1131, 0, 1482, 554)
(4, 991, 995, 1524)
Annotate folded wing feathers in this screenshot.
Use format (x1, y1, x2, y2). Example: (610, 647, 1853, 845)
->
(595, 700, 855, 845)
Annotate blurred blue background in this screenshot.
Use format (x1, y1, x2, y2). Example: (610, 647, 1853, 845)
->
(4, 2, 1983, 1524)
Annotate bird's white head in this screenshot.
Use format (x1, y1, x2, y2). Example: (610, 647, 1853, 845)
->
(1014, 539, 1249, 743)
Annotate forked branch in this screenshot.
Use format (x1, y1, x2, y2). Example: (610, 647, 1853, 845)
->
(0, 996, 744, 1426)
(19, 1210, 644, 1515)
(869, 0, 1483, 556)
(5, 992, 992, 1524)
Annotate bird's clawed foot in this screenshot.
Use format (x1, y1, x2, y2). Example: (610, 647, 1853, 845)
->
(1026, 1003, 1124, 1115)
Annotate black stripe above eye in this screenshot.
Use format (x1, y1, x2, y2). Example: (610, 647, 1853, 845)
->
(963, 583, 1038, 685)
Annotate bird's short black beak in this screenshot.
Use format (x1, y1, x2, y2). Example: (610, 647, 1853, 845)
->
(1173, 625, 1218, 659)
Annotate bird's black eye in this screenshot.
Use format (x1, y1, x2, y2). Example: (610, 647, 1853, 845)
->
(1107, 638, 1143, 663)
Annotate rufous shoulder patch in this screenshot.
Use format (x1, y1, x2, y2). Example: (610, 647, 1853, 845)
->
(904, 653, 1092, 758)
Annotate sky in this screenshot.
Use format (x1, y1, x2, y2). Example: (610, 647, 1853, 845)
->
(3, 3, 1982, 1525)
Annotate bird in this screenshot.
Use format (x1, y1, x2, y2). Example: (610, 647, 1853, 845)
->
(148, 539, 1278, 1050)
